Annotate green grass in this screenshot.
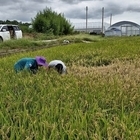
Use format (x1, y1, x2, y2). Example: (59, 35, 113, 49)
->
(0, 35, 140, 139)
(0, 38, 52, 49)
(0, 33, 103, 51)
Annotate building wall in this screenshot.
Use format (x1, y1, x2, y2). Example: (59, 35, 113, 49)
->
(105, 30, 121, 36)
(121, 25, 140, 36)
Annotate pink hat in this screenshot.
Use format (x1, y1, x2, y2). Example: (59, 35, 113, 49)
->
(35, 56, 48, 67)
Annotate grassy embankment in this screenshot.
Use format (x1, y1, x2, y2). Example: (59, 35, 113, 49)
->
(0, 35, 140, 139)
(0, 33, 103, 56)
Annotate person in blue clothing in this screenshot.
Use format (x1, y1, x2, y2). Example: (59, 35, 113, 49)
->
(14, 56, 48, 74)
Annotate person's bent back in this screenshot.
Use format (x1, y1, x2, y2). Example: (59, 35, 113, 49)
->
(48, 60, 67, 74)
(14, 56, 48, 74)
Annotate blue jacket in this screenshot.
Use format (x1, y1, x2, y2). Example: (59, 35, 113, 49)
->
(14, 58, 38, 74)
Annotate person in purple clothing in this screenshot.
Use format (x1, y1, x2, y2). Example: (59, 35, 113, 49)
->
(14, 56, 48, 74)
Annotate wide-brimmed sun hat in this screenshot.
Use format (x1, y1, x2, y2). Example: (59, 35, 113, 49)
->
(35, 56, 48, 67)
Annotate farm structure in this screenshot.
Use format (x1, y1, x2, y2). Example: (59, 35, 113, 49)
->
(105, 21, 140, 36)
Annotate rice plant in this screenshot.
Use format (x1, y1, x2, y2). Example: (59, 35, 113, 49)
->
(0, 36, 140, 139)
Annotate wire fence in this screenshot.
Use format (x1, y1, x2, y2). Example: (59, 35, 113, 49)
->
(72, 22, 109, 29)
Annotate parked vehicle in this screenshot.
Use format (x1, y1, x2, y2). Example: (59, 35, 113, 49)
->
(0, 24, 22, 42)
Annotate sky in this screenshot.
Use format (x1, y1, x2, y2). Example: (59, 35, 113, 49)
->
(0, 0, 140, 29)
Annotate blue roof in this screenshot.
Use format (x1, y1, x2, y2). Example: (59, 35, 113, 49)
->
(111, 28, 121, 31)
(105, 28, 121, 32)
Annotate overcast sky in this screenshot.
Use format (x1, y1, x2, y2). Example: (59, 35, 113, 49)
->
(0, 0, 140, 28)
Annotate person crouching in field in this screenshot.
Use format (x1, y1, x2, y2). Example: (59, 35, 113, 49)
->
(14, 56, 48, 74)
(48, 60, 67, 74)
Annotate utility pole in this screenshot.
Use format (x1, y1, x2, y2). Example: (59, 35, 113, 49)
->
(101, 7, 104, 34)
(110, 13, 112, 26)
(86, 6, 88, 33)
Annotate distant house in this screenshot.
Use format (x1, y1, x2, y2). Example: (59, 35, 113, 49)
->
(105, 21, 140, 36)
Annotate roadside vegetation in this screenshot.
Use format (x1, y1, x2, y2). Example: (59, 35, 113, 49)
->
(0, 35, 140, 139)
(0, 33, 103, 57)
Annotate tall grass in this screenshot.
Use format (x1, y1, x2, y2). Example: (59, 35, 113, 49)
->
(0, 36, 140, 139)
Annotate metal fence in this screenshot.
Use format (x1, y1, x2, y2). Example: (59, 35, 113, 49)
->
(72, 22, 109, 33)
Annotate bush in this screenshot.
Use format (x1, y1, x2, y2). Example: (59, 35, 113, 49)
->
(32, 7, 74, 36)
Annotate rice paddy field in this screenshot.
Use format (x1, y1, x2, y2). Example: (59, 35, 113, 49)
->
(0, 35, 140, 140)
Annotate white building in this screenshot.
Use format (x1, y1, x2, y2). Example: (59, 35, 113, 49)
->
(105, 21, 140, 37)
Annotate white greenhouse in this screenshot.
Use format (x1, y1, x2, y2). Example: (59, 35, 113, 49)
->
(105, 21, 140, 37)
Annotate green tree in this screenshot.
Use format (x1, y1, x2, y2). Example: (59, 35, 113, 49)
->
(32, 7, 74, 35)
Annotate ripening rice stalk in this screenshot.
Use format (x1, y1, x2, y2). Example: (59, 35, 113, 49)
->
(0, 36, 140, 139)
